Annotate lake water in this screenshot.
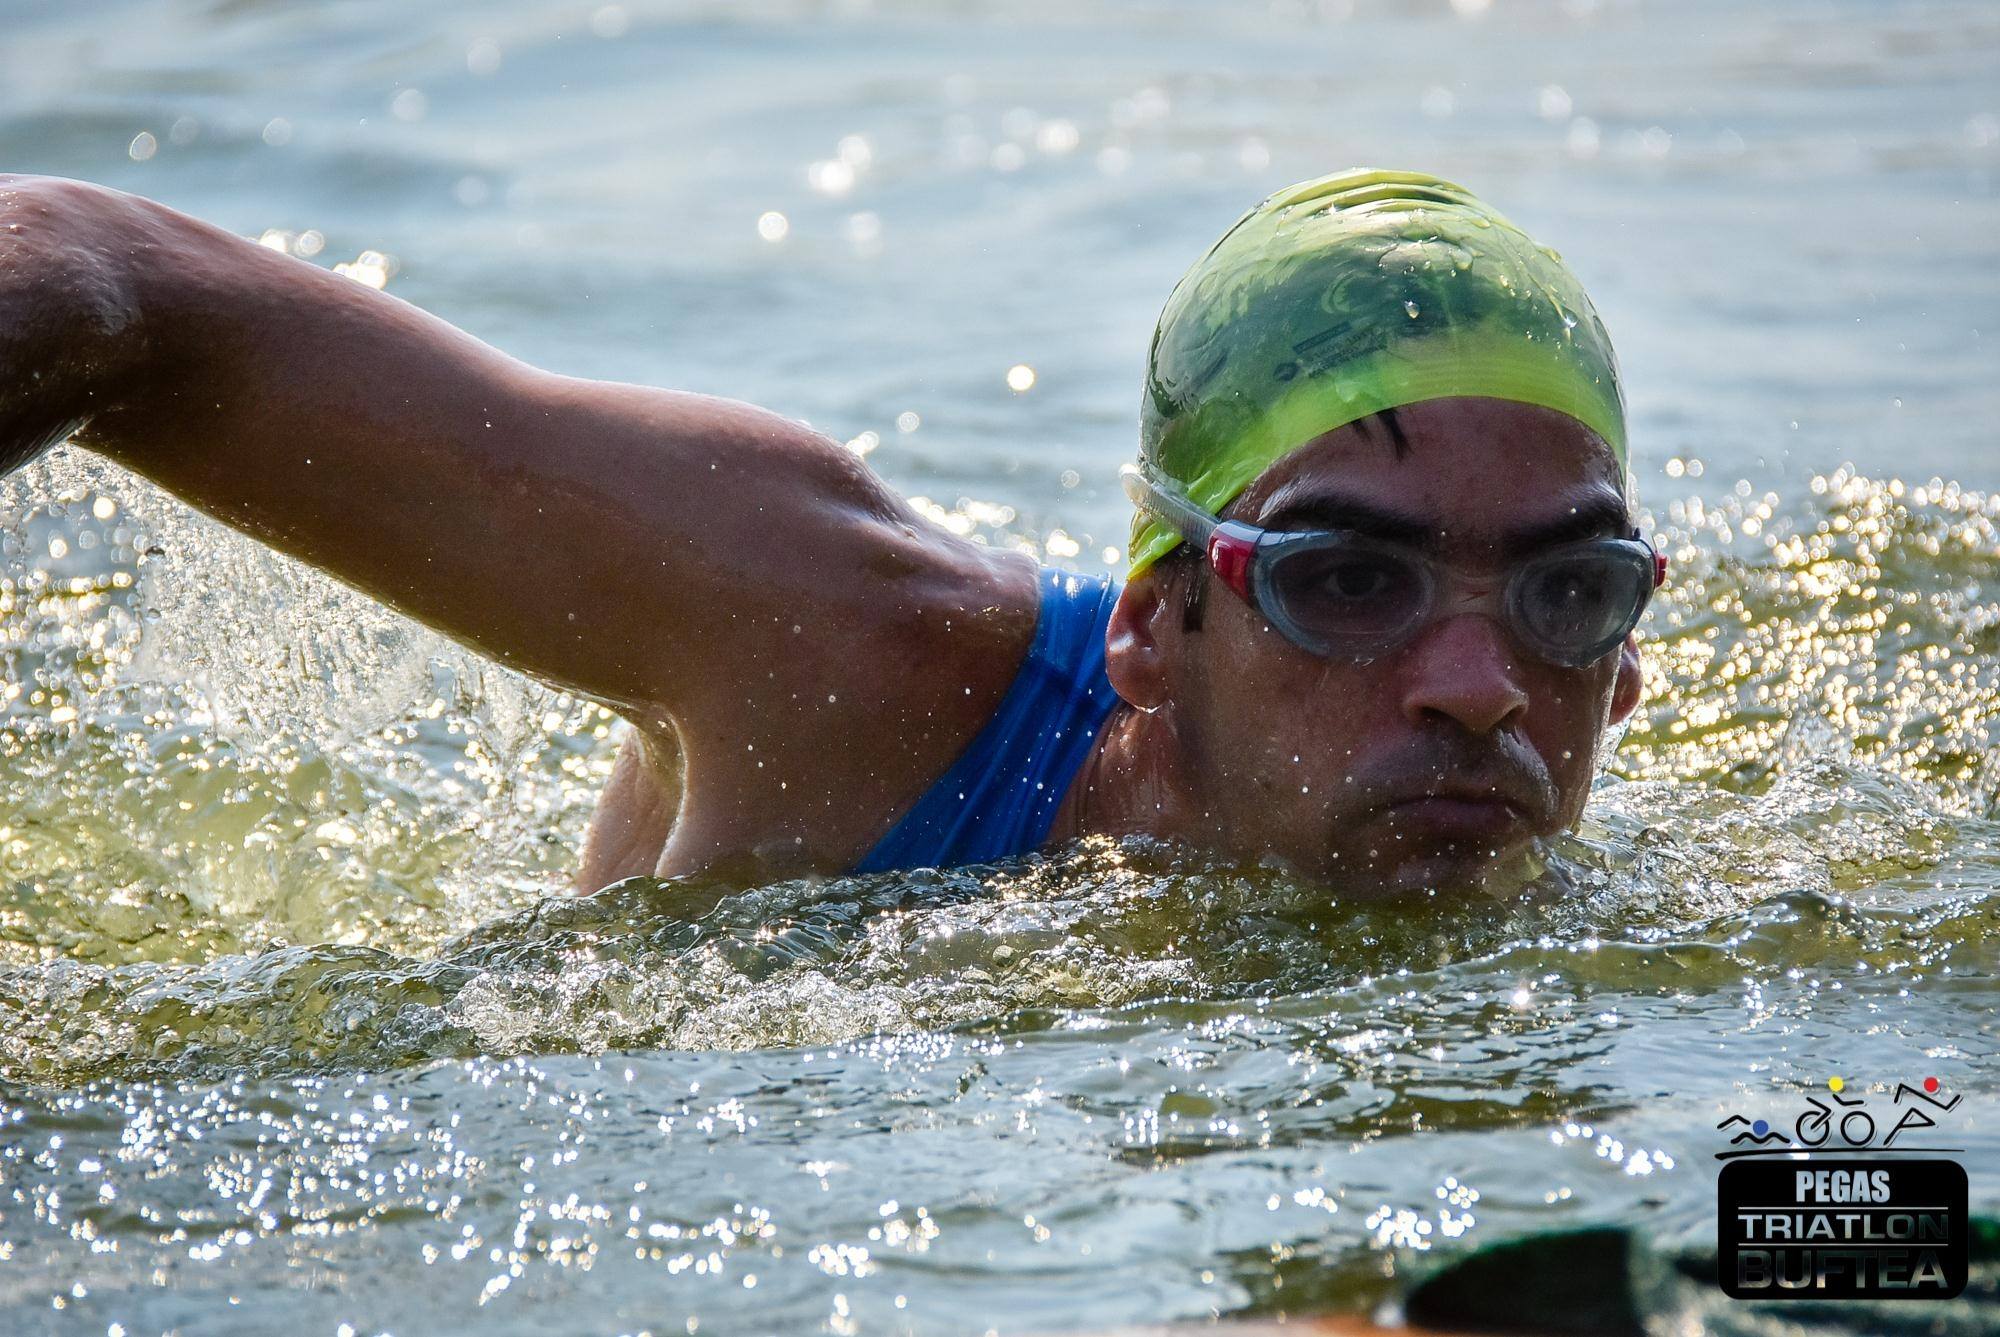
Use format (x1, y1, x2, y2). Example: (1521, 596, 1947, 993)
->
(1, 0, 1997, 1332)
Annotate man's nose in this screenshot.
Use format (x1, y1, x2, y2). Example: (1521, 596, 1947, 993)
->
(1397, 614, 1531, 734)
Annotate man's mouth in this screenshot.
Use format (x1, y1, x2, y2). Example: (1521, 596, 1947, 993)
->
(1380, 788, 1532, 844)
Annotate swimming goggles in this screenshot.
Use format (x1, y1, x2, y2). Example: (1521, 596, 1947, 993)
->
(1121, 463, 1666, 668)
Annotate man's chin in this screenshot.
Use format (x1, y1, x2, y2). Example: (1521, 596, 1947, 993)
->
(1306, 835, 1545, 900)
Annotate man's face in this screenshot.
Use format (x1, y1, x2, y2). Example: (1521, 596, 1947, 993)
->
(1116, 396, 1644, 896)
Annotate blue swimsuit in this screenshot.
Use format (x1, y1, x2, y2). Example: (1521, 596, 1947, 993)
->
(852, 567, 1122, 874)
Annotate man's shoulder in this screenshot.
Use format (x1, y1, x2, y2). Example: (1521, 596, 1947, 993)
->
(647, 539, 1050, 877)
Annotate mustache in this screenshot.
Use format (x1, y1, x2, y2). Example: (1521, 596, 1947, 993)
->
(1346, 727, 1561, 820)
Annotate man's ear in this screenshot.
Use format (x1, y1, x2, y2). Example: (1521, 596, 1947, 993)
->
(1609, 637, 1643, 725)
(1105, 574, 1178, 712)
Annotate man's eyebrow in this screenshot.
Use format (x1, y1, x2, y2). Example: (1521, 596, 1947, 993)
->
(1255, 494, 1434, 545)
(1500, 493, 1632, 556)
(1253, 488, 1631, 554)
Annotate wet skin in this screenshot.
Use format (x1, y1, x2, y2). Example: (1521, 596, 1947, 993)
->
(0, 177, 1639, 896)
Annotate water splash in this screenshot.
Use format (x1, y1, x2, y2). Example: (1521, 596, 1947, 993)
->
(2, 462, 1998, 1334)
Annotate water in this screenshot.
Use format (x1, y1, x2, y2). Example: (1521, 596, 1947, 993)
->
(2, 0, 1998, 1331)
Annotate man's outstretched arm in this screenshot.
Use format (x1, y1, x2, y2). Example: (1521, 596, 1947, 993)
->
(0, 175, 1030, 740)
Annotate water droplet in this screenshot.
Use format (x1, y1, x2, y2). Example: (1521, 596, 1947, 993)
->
(389, 89, 427, 123)
(1403, 300, 1421, 319)
(466, 39, 502, 76)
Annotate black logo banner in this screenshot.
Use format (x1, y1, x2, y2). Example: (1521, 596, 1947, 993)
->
(1717, 1155, 1968, 1299)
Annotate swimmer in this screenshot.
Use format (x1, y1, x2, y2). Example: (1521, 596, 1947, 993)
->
(0, 168, 1656, 897)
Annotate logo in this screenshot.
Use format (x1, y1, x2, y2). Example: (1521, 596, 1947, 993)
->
(1273, 320, 1389, 384)
(1714, 1076, 1967, 1300)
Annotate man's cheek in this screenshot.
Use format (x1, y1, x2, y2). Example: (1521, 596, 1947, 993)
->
(1536, 716, 1605, 823)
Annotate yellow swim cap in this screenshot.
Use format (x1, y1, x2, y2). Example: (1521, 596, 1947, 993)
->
(1129, 168, 1627, 577)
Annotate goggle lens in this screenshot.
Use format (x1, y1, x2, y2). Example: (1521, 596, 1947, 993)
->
(1511, 546, 1654, 666)
(1259, 538, 1653, 666)
(1262, 545, 1427, 642)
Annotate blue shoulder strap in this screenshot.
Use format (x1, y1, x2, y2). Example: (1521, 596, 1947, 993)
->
(851, 567, 1122, 873)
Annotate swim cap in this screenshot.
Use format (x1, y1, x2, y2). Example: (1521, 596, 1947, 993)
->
(1128, 168, 1627, 577)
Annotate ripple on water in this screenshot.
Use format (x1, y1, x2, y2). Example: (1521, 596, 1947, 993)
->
(3, 465, 1999, 1332)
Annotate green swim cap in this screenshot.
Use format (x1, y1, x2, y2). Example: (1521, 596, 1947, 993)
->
(1128, 168, 1627, 577)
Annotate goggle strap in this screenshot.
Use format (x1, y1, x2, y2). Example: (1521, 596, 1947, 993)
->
(1120, 463, 1216, 550)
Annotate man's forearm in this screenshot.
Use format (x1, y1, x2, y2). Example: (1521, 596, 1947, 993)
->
(34, 181, 653, 698)
(67, 185, 589, 662)
(0, 175, 931, 718)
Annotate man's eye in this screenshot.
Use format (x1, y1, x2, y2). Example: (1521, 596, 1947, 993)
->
(1274, 550, 1422, 635)
(1549, 570, 1608, 603)
(1322, 558, 1399, 600)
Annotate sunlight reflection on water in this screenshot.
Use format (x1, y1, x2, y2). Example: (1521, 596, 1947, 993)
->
(1, 0, 1997, 1331)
